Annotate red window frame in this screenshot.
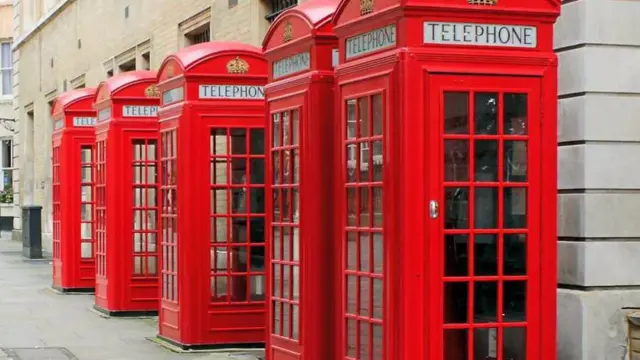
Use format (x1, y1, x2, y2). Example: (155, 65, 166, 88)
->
(95, 140, 107, 277)
(52, 145, 61, 268)
(430, 75, 540, 360)
(160, 130, 178, 302)
(209, 126, 266, 304)
(343, 93, 384, 360)
(270, 108, 301, 341)
(132, 138, 159, 278)
(80, 145, 95, 261)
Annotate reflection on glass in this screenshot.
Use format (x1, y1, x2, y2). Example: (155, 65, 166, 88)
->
(445, 140, 469, 182)
(212, 160, 228, 185)
(250, 129, 265, 155)
(231, 129, 247, 155)
(504, 234, 527, 276)
(81, 147, 92, 163)
(283, 112, 290, 146)
(212, 128, 228, 155)
(504, 281, 527, 322)
(475, 234, 497, 276)
(444, 282, 468, 324)
(148, 256, 157, 275)
(292, 304, 300, 340)
(444, 329, 468, 360)
(214, 217, 227, 243)
(347, 232, 357, 270)
(282, 151, 290, 185)
(347, 100, 357, 140)
(346, 319, 357, 357)
(505, 141, 528, 182)
(134, 256, 143, 275)
(292, 227, 299, 261)
(213, 189, 227, 214)
(81, 242, 92, 258)
(81, 186, 92, 202)
(373, 278, 383, 319)
(282, 303, 290, 338)
(445, 235, 468, 277)
(504, 327, 527, 360)
(273, 301, 281, 335)
(282, 188, 290, 222)
(293, 150, 299, 184)
(360, 187, 370, 227)
(292, 110, 300, 145)
(347, 275, 357, 314)
(148, 233, 157, 252)
(373, 233, 383, 274)
(272, 152, 280, 185)
(373, 187, 383, 228)
(272, 114, 281, 148)
(445, 187, 469, 229)
(293, 265, 299, 301)
(359, 97, 369, 137)
(475, 140, 498, 182)
(372, 140, 383, 182)
(359, 234, 369, 272)
(444, 92, 469, 134)
(475, 93, 498, 135)
(273, 227, 281, 260)
(347, 187, 357, 227)
(231, 159, 246, 185)
(372, 324, 383, 360)
(504, 93, 528, 135)
(359, 321, 370, 360)
(81, 204, 92, 221)
(347, 144, 357, 183)
(474, 282, 497, 323)
(273, 265, 281, 297)
(474, 187, 497, 229)
(81, 223, 92, 240)
(474, 328, 498, 360)
(81, 166, 92, 182)
(373, 94, 383, 136)
(505, 187, 527, 229)
(147, 142, 157, 161)
(282, 266, 290, 300)
(134, 233, 143, 252)
(283, 227, 291, 260)
(360, 142, 370, 181)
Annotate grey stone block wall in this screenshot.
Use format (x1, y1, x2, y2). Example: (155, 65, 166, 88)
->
(556, 0, 640, 358)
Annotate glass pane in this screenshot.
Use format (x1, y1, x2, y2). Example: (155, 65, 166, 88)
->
(373, 278, 383, 319)
(250, 188, 265, 214)
(81, 186, 92, 202)
(347, 275, 357, 314)
(273, 265, 281, 297)
(444, 329, 468, 360)
(474, 282, 497, 323)
(231, 159, 246, 185)
(272, 227, 281, 260)
(504, 93, 528, 135)
(346, 319, 357, 358)
(292, 227, 299, 261)
(359, 234, 370, 272)
(372, 94, 383, 136)
(282, 112, 290, 146)
(231, 275, 248, 301)
(81, 148, 92, 163)
(214, 218, 228, 243)
(81, 205, 92, 221)
(475, 234, 497, 276)
(250, 129, 265, 155)
(1, 43, 11, 67)
(282, 303, 290, 338)
(147, 141, 157, 161)
(444, 140, 469, 182)
(360, 142, 370, 181)
(133, 256, 143, 274)
(250, 159, 265, 185)
(283, 227, 291, 260)
(359, 187, 370, 227)
(373, 233, 383, 274)
(81, 242, 92, 258)
(373, 187, 383, 228)
(81, 166, 92, 182)
(292, 304, 300, 340)
(282, 151, 290, 185)
(273, 301, 281, 335)
(282, 188, 290, 221)
(504, 281, 527, 322)
(212, 189, 227, 214)
(505, 141, 528, 183)
(445, 187, 469, 229)
(359, 322, 370, 360)
(292, 265, 299, 301)
(504, 187, 527, 229)
(504, 328, 527, 360)
(272, 113, 281, 148)
(359, 97, 369, 137)
(445, 235, 468, 277)
(347, 144, 357, 183)
(282, 265, 290, 299)
(146, 188, 157, 207)
(347, 100, 357, 140)
(2, 70, 11, 96)
(444, 92, 468, 134)
(148, 257, 157, 275)
(359, 277, 370, 316)
(474, 187, 497, 229)
(474, 328, 498, 360)
(475, 93, 498, 135)
(372, 141, 383, 182)
(231, 129, 247, 154)
(212, 160, 228, 185)
(347, 232, 357, 270)
(80, 223, 92, 240)
(212, 128, 228, 155)
(147, 233, 157, 252)
(347, 187, 357, 227)
(504, 234, 527, 276)
(133, 233, 143, 252)
(272, 152, 280, 185)
(444, 282, 468, 324)
(293, 150, 299, 184)
(475, 140, 498, 182)
(292, 110, 300, 145)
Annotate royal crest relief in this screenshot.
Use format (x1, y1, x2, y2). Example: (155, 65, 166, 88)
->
(226, 56, 250, 74)
(144, 84, 160, 98)
(360, 0, 374, 15)
(468, 0, 498, 5)
(283, 21, 293, 42)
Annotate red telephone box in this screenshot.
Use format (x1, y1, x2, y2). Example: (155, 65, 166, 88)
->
(155, 42, 268, 349)
(332, 0, 559, 359)
(51, 88, 98, 293)
(92, 71, 160, 316)
(262, 1, 338, 359)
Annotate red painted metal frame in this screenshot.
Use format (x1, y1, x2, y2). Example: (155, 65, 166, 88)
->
(262, 1, 339, 359)
(332, 0, 560, 359)
(156, 42, 268, 349)
(51, 88, 98, 293)
(92, 71, 160, 316)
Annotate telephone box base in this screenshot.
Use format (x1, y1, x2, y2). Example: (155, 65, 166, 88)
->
(153, 335, 265, 353)
(92, 304, 158, 318)
(51, 284, 94, 295)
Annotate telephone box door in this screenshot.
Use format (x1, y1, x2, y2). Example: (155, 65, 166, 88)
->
(428, 75, 541, 360)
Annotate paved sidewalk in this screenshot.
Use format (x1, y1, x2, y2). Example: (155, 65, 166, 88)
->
(0, 237, 263, 360)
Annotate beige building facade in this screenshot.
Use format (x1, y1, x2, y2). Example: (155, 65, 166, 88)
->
(12, 0, 306, 249)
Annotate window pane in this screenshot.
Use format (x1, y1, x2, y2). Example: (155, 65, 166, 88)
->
(347, 100, 356, 140)
(2, 70, 11, 96)
(444, 92, 468, 134)
(475, 93, 498, 135)
(444, 282, 468, 324)
(444, 140, 469, 182)
(475, 140, 498, 182)
(372, 94, 383, 136)
(504, 93, 528, 135)
(445, 235, 468, 277)
(292, 109, 299, 145)
(358, 97, 369, 137)
(1, 43, 11, 68)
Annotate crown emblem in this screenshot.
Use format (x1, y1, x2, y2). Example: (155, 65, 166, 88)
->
(468, 0, 497, 5)
(283, 21, 293, 42)
(360, 0, 374, 15)
(144, 84, 160, 98)
(226, 56, 249, 74)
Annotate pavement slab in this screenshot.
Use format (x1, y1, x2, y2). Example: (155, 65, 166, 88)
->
(0, 238, 264, 360)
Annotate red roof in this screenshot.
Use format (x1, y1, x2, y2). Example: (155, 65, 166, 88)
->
(171, 41, 262, 70)
(54, 88, 96, 110)
(288, 0, 338, 26)
(99, 70, 156, 95)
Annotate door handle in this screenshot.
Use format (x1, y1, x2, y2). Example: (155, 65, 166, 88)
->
(429, 200, 439, 219)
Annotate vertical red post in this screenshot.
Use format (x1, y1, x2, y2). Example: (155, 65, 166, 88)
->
(262, 1, 339, 359)
(331, 0, 560, 359)
(51, 88, 98, 293)
(155, 42, 268, 350)
(92, 71, 161, 316)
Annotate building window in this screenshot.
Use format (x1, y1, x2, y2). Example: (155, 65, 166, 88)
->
(140, 51, 150, 70)
(229, 0, 238, 8)
(179, 8, 211, 48)
(1, 138, 12, 190)
(266, 0, 297, 22)
(118, 58, 136, 73)
(1, 42, 12, 96)
(185, 26, 210, 46)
